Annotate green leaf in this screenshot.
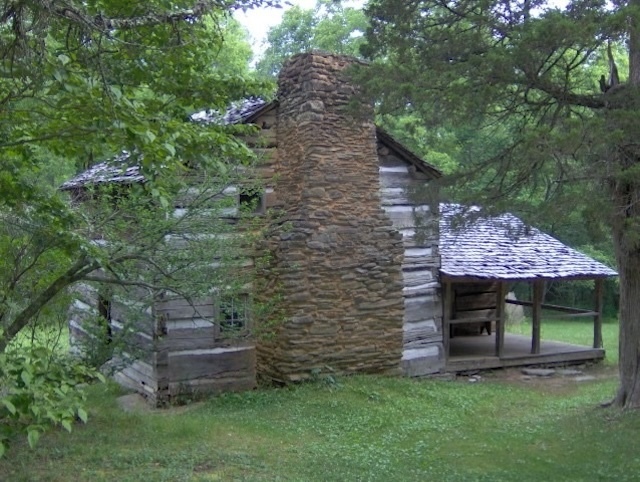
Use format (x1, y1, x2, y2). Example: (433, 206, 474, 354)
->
(0, 441, 5, 458)
(61, 419, 72, 433)
(77, 407, 88, 424)
(20, 370, 32, 385)
(27, 429, 40, 449)
(1, 399, 16, 415)
(164, 143, 176, 156)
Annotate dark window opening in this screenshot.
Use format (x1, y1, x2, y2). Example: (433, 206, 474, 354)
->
(218, 296, 248, 334)
(98, 295, 113, 344)
(239, 190, 265, 215)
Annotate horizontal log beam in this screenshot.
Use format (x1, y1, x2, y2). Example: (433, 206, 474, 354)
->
(506, 299, 597, 315)
(448, 316, 495, 325)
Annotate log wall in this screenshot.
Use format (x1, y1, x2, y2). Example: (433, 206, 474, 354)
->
(451, 282, 498, 336)
(377, 147, 443, 376)
(69, 286, 256, 406)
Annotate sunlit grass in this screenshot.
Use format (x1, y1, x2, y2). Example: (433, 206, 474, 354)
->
(0, 342, 633, 480)
(8, 323, 70, 354)
(0, 375, 634, 481)
(0, 317, 629, 481)
(507, 314, 619, 364)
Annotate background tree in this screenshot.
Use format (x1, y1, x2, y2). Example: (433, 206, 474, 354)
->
(0, 0, 277, 350)
(255, 0, 368, 78)
(361, 0, 640, 407)
(0, 0, 281, 452)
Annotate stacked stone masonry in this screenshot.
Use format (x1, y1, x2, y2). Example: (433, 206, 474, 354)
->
(256, 54, 409, 381)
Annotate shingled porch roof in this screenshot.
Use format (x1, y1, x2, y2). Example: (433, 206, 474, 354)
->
(440, 204, 618, 281)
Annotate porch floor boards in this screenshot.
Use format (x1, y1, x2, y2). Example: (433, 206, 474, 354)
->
(446, 332, 604, 372)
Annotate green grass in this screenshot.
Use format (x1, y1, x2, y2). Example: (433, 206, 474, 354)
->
(0, 372, 635, 479)
(0, 320, 630, 481)
(8, 323, 70, 354)
(507, 315, 620, 364)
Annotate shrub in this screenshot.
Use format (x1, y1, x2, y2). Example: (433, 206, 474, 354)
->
(0, 335, 104, 457)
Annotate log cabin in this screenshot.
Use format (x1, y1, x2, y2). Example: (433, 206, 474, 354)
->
(62, 53, 617, 405)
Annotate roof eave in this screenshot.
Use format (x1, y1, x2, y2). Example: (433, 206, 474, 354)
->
(375, 127, 443, 180)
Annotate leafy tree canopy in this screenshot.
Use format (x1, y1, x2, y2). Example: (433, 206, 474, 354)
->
(361, 0, 640, 408)
(255, 0, 368, 78)
(0, 0, 280, 351)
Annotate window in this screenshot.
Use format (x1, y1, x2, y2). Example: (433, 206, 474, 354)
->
(217, 296, 249, 335)
(97, 294, 113, 344)
(239, 189, 265, 215)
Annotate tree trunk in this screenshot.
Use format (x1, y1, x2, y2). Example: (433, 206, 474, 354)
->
(610, 0, 640, 409)
(612, 229, 640, 408)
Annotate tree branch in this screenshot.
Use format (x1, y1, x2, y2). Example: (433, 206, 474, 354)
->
(0, 256, 99, 352)
(48, 0, 284, 33)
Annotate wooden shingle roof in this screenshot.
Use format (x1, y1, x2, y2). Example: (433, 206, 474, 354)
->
(61, 100, 271, 191)
(60, 152, 143, 190)
(61, 98, 441, 190)
(440, 204, 617, 281)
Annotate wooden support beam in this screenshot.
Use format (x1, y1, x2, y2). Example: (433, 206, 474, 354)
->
(447, 316, 496, 325)
(505, 299, 593, 315)
(531, 279, 544, 355)
(594, 278, 604, 349)
(443, 281, 453, 361)
(495, 282, 506, 358)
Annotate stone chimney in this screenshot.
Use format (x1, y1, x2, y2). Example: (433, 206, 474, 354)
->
(257, 53, 405, 381)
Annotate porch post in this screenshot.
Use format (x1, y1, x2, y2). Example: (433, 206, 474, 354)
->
(531, 279, 544, 354)
(594, 278, 604, 349)
(443, 280, 453, 361)
(495, 282, 506, 357)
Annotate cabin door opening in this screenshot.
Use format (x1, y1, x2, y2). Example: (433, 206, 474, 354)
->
(444, 281, 508, 361)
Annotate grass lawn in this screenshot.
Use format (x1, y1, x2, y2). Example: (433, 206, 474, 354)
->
(507, 314, 620, 364)
(1, 318, 633, 482)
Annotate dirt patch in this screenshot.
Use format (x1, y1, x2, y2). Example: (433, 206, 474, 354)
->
(456, 363, 618, 395)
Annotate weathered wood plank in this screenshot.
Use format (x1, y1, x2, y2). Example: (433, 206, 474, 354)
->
(403, 319, 441, 349)
(443, 281, 453, 359)
(110, 300, 154, 334)
(594, 278, 604, 349)
(380, 187, 410, 206)
(383, 205, 432, 230)
(448, 316, 495, 325)
(447, 349, 605, 372)
(169, 374, 256, 397)
(168, 346, 256, 382)
(507, 299, 597, 315)
(401, 345, 444, 376)
(155, 297, 215, 320)
(71, 284, 99, 308)
(164, 323, 218, 351)
(243, 130, 276, 148)
(454, 282, 497, 295)
(399, 228, 437, 248)
(496, 282, 507, 358)
(114, 359, 158, 395)
(378, 153, 407, 168)
(403, 269, 433, 287)
(455, 292, 496, 311)
(403, 295, 439, 323)
(455, 309, 495, 320)
(531, 280, 543, 354)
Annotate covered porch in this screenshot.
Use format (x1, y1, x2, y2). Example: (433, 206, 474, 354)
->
(439, 205, 617, 372)
(447, 325, 605, 372)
